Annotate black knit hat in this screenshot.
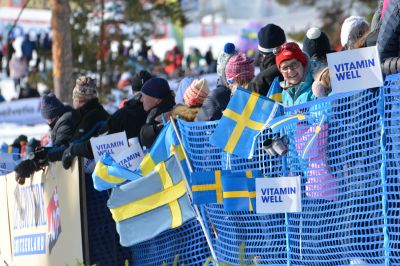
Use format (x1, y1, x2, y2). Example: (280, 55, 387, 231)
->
(141, 77, 171, 99)
(40, 93, 65, 120)
(131, 70, 152, 92)
(302, 27, 331, 58)
(257, 24, 286, 54)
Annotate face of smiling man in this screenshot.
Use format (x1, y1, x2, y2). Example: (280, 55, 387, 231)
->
(279, 58, 305, 86)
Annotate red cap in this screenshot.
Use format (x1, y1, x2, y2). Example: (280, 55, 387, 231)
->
(275, 42, 307, 68)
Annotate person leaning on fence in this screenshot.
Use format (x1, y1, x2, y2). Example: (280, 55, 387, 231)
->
(171, 78, 209, 122)
(275, 42, 340, 262)
(61, 76, 110, 169)
(195, 42, 236, 121)
(249, 23, 286, 96)
(139, 77, 175, 148)
(224, 52, 255, 95)
(15, 94, 81, 184)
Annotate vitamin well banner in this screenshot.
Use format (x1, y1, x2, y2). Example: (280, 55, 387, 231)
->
(327, 46, 383, 94)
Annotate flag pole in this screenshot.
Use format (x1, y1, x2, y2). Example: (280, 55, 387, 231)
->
(170, 118, 219, 264)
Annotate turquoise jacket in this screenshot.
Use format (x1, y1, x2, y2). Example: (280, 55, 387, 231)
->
(280, 60, 324, 107)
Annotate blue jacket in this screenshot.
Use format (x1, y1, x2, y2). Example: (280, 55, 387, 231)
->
(280, 59, 324, 107)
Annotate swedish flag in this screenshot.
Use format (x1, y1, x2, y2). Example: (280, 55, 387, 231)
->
(210, 88, 282, 159)
(92, 154, 141, 191)
(140, 120, 189, 178)
(107, 155, 195, 246)
(221, 170, 260, 212)
(191, 170, 226, 205)
(267, 76, 282, 102)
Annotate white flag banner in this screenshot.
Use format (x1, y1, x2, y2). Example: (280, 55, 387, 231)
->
(114, 137, 144, 171)
(90, 132, 128, 162)
(327, 46, 383, 94)
(256, 176, 302, 214)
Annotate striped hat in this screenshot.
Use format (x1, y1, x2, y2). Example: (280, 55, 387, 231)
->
(225, 53, 255, 82)
(183, 78, 209, 107)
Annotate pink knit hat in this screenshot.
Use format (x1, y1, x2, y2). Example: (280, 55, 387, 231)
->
(225, 53, 255, 82)
(183, 78, 209, 107)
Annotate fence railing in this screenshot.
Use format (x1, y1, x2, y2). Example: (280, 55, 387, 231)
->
(129, 74, 400, 265)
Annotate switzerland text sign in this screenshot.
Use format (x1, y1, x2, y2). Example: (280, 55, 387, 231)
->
(327, 46, 383, 93)
(256, 176, 302, 214)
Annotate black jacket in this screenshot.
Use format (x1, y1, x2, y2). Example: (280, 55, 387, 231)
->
(50, 105, 80, 147)
(249, 53, 283, 96)
(107, 93, 147, 139)
(195, 79, 231, 121)
(139, 93, 175, 148)
(378, 0, 400, 75)
(43, 106, 80, 162)
(70, 98, 110, 158)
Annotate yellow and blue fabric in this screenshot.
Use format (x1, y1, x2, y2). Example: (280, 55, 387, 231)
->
(268, 113, 308, 134)
(221, 170, 260, 212)
(107, 155, 195, 247)
(267, 76, 282, 103)
(139, 121, 185, 176)
(301, 114, 327, 159)
(210, 88, 282, 159)
(92, 154, 141, 191)
(191, 170, 227, 205)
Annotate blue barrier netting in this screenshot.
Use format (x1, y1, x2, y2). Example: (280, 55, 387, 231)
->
(125, 74, 400, 265)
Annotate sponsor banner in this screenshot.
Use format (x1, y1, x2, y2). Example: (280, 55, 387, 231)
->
(256, 176, 302, 214)
(114, 137, 144, 171)
(1, 160, 83, 265)
(327, 46, 383, 93)
(90, 132, 129, 162)
(0, 98, 45, 125)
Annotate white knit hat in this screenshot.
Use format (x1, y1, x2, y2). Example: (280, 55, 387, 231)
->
(340, 16, 369, 47)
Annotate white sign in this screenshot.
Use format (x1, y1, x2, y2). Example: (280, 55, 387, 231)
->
(256, 176, 302, 214)
(327, 46, 383, 94)
(90, 132, 128, 162)
(0, 98, 44, 125)
(114, 137, 144, 171)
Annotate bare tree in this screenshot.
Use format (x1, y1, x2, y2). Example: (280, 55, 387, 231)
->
(49, 0, 74, 103)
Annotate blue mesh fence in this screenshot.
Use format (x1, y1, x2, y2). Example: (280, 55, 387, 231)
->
(122, 74, 400, 265)
(84, 173, 133, 266)
(131, 218, 211, 265)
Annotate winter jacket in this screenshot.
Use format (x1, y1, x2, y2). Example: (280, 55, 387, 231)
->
(195, 79, 231, 121)
(49, 106, 80, 147)
(378, 0, 400, 75)
(139, 92, 175, 148)
(41, 106, 81, 162)
(171, 104, 200, 122)
(107, 93, 147, 139)
(249, 53, 283, 96)
(69, 98, 110, 159)
(281, 60, 322, 107)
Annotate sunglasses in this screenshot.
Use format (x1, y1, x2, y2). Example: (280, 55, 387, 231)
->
(273, 42, 301, 56)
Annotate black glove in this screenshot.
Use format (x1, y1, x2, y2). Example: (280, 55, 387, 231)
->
(15, 159, 40, 180)
(62, 145, 74, 170)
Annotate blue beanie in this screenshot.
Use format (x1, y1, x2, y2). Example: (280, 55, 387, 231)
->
(40, 93, 65, 120)
(224, 43, 236, 54)
(141, 77, 171, 99)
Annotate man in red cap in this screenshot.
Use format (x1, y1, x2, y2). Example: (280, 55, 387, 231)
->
(275, 42, 317, 107)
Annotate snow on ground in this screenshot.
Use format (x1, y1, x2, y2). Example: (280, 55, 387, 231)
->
(0, 123, 49, 145)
